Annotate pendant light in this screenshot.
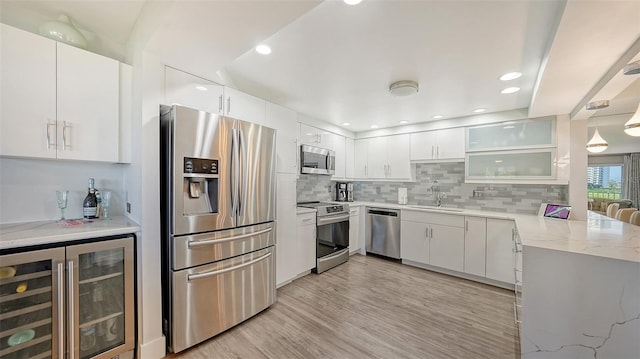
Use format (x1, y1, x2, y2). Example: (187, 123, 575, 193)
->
(585, 100, 609, 153)
(586, 128, 609, 153)
(624, 103, 640, 136)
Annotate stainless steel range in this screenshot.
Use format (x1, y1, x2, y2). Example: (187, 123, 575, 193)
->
(297, 202, 350, 273)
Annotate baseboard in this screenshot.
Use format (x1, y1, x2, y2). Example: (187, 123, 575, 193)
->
(138, 335, 166, 359)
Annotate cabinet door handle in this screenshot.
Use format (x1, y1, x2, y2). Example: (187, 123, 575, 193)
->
(388, 165, 391, 175)
(425, 227, 429, 239)
(218, 94, 223, 113)
(57, 262, 64, 359)
(46, 121, 56, 149)
(437, 145, 439, 158)
(67, 260, 75, 359)
(430, 227, 433, 238)
(62, 121, 71, 150)
(226, 97, 231, 114)
(465, 221, 468, 232)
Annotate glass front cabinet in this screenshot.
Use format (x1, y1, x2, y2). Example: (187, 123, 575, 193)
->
(0, 236, 134, 359)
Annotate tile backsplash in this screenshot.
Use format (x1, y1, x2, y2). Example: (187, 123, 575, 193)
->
(296, 162, 568, 214)
(296, 174, 334, 202)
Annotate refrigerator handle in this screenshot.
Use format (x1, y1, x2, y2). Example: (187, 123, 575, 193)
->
(67, 260, 75, 359)
(231, 128, 239, 215)
(238, 129, 246, 214)
(57, 262, 64, 359)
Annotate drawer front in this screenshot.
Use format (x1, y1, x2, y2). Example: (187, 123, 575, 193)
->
(297, 213, 316, 226)
(172, 223, 275, 270)
(402, 210, 464, 227)
(171, 247, 275, 352)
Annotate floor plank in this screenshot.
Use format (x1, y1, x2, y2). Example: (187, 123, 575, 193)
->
(165, 254, 520, 359)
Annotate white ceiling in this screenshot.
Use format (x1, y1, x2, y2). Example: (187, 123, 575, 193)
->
(1, 0, 639, 140)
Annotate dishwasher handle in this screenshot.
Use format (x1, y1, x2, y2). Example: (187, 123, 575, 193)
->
(367, 209, 399, 217)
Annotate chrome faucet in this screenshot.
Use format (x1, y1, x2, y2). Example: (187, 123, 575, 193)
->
(435, 192, 446, 207)
(431, 180, 445, 207)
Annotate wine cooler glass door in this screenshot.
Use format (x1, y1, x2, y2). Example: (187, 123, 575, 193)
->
(0, 248, 65, 359)
(67, 237, 135, 359)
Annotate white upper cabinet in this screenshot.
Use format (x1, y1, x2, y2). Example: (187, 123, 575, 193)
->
(363, 134, 411, 180)
(164, 66, 224, 114)
(266, 102, 298, 174)
(1, 24, 57, 159)
(466, 117, 555, 152)
(224, 87, 266, 126)
(56, 42, 120, 162)
(332, 135, 346, 179)
(353, 139, 368, 179)
(299, 123, 334, 149)
(410, 127, 464, 161)
(1, 25, 121, 163)
(345, 137, 355, 178)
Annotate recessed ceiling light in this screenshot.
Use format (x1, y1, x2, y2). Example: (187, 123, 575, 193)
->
(370, 125, 379, 129)
(500, 87, 520, 94)
(503, 125, 515, 129)
(341, 122, 350, 126)
(344, 0, 362, 5)
(472, 108, 487, 113)
(499, 72, 522, 81)
(433, 115, 444, 119)
(195, 86, 208, 91)
(399, 120, 408, 124)
(495, 160, 503, 163)
(255, 44, 271, 55)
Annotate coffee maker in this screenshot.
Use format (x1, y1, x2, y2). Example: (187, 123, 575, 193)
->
(336, 182, 354, 202)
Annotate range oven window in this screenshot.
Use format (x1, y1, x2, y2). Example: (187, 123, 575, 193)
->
(316, 219, 349, 258)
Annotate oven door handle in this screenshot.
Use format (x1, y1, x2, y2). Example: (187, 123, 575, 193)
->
(321, 247, 349, 261)
(187, 252, 272, 281)
(317, 213, 350, 226)
(188, 227, 273, 248)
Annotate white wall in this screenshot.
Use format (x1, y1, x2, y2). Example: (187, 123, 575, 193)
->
(0, 158, 126, 223)
(569, 117, 588, 220)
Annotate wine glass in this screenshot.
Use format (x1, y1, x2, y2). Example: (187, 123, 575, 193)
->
(56, 190, 68, 221)
(101, 191, 112, 219)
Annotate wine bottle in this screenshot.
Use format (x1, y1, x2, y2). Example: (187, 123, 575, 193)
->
(83, 178, 98, 219)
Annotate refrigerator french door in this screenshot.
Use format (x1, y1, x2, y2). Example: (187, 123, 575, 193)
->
(0, 236, 135, 359)
(160, 104, 277, 353)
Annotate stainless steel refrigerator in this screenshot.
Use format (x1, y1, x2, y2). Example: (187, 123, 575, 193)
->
(160, 104, 277, 353)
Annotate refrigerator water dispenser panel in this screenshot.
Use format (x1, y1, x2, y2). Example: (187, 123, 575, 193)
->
(182, 157, 219, 215)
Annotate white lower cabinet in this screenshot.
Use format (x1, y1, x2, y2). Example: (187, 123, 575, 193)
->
(297, 213, 316, 272)
(429, 224, 464, 272)
(276, 173, 297, 286)
(400, 211, 464, 270)
(348, 206, 361, 254)
(464, 216, 487, 277)
(400, 209, 516, 288)
(400, 219, 430, 264)
(486, 218, 516, 284)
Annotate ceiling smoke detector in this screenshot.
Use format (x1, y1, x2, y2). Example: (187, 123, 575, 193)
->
(389, 80, 419, 97)
(585, 100, 610, 110)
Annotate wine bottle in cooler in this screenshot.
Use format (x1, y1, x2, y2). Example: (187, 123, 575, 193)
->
(83, 178, 98, 219)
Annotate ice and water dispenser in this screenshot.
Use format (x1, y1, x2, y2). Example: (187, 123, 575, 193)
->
(182, 157, 219, 215)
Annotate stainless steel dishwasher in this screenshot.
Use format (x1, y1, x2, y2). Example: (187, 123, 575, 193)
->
(365, 208, 401, 259)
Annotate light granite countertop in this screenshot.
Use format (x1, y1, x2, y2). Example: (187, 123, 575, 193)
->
(346, 201, 640, 263)
(0, 216, 140, 251)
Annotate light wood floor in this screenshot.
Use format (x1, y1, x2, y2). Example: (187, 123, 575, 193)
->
(166, 255, 520, 359)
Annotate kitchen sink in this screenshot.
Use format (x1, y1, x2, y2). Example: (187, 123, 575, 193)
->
(406, 205, 464, 212)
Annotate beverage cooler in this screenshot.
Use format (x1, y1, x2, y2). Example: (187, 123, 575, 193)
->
(0, 236, 135, 359)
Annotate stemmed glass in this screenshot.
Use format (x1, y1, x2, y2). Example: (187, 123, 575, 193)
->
(56, 190, 68, 221)
(101, 191, 112, 219)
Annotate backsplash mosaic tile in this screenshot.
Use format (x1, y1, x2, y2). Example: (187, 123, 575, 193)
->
(296, 174, 334, 202)
(296, 162, 568, 214)
(354, 163, 567, 214)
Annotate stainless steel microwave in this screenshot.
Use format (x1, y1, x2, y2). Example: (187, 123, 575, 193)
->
(300, 144, 335, 175)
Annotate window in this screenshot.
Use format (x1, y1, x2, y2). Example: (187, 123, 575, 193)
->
(587, 165, 623, 199)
